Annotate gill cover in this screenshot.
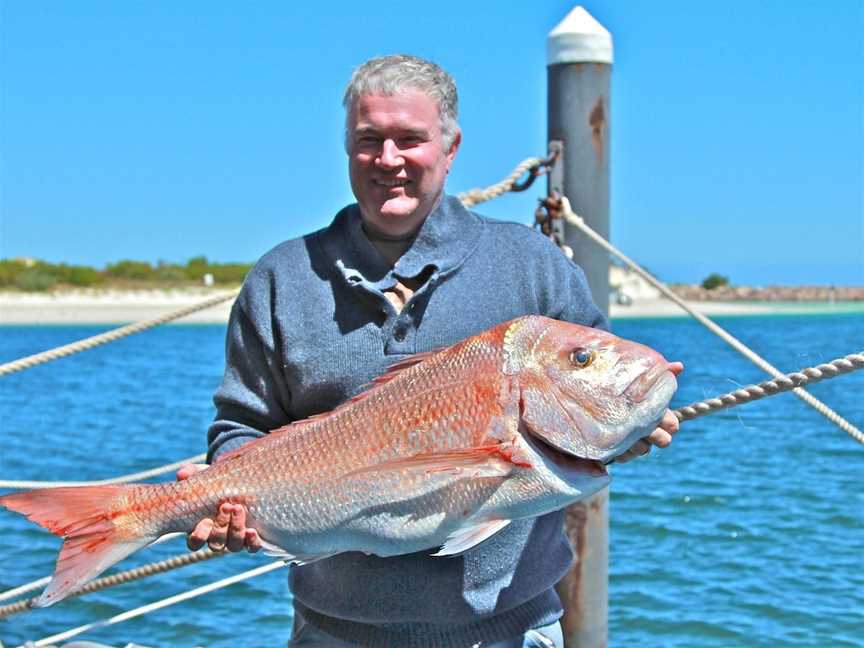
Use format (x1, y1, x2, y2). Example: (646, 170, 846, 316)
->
(503, 316, 676, 462)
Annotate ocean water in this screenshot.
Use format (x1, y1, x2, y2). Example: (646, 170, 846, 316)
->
(0, 313, 862, 647)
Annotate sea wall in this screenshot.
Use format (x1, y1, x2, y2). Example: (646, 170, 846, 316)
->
(669, 285, 864, 302)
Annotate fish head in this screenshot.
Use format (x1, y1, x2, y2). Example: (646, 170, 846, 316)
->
(504, 316, 678, 464)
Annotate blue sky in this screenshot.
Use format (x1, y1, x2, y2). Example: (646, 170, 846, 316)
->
(1, 1, 862, 286)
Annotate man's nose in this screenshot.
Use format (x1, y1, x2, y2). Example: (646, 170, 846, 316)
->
(376, 139, 404, 168)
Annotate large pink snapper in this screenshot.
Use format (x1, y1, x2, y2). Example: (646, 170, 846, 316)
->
(1, 315, 677, 606)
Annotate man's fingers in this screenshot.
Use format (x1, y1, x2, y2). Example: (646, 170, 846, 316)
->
(188, 518, 213, 551)
(176, 463, 208, 481)
(649, 429, 673, 447)
(662, 409, 680, 434)
(207, 503, 234, 551)
(616, 439, 651, 463)
(669, 361, 684, 376)
(226, 505, 247, 553)
(616, 408, 681, 464)
(645, 410, 680, 448)
(213, 502, 233, 528)
(657, 410, 680, 442)
(617, 450, 646, 464)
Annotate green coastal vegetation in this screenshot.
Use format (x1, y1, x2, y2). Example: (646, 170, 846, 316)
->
(701, 273, 730, 290)
(0, 256, 252, 291)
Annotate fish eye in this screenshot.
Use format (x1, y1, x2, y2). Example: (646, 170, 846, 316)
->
(569, 347, 595, 368)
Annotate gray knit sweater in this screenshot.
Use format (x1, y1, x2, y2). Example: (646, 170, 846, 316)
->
(208, 195, 606, 647)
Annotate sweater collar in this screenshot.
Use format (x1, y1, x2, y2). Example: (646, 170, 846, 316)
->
(320, 195, 483, 291)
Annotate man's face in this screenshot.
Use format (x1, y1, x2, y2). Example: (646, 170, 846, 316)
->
(347, 90, 460, 238)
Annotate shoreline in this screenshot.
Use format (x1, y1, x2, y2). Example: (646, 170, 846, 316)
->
(610, 298, 864, 319)
(0, 289, 237, 325)
(1, 289, 861, 325)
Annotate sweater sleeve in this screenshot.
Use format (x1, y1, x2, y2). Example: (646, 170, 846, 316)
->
(207, 292, 293, 463)
(540, 244, 609, 332)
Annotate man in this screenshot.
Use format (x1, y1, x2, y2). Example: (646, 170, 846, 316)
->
(179, 55, 680, 647)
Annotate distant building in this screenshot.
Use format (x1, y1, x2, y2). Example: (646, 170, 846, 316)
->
(609, 264, 660, 304)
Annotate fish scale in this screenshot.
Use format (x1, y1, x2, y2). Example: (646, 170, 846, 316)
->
(0, 314, 677, 607)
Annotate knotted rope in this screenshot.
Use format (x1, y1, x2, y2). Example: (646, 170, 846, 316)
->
(675, 351, 864, 422)
(458, 156, 552, 207)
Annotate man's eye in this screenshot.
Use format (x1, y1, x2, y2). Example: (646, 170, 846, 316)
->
(398, 137, 422, 147)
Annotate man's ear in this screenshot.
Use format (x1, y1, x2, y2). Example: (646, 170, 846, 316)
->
(446, 129, 462, 167)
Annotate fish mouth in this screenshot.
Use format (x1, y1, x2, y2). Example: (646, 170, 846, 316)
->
(623, 363, 675, 403)
(522, 427, 608, 478)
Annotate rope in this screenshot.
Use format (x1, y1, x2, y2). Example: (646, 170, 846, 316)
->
(0, 289, 239, 377)
(0, 453, 207, 490)
(27, 560, 286, 647)
(557, 196, 864, 446)
(0, 576, 48, 604)
(674, 351, 864, 422)
(0, 547, 221, 619)
(458, 157, 546, 207)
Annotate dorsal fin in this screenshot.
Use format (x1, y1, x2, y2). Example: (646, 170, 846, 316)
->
(213, 424, 296, 463)
(310, 347, 444, 413)
(371, 349, 441, 386)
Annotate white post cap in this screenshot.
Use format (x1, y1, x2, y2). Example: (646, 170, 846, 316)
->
(547, 6, 613, 65)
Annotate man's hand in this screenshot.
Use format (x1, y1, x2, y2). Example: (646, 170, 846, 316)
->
(176, 463, 263, 553)
(616, 361, 684, 464)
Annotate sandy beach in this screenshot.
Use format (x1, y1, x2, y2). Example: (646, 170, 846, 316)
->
(0, 289, 237, 324)
(0, 289, 860, 325)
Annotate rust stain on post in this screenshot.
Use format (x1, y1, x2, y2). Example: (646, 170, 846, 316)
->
(556, 502, 589, 634)
(556, 491, 609, 648)
(589, 97, 606, 162)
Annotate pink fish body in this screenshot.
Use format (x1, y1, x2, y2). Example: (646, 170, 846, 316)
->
(1, 315, 677, 606)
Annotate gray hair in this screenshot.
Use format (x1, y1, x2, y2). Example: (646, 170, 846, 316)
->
(343, 54, 460, 150)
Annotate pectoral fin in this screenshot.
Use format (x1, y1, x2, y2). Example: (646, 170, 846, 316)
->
(257, 538, 337, 565)
(432, 518, 512, 556)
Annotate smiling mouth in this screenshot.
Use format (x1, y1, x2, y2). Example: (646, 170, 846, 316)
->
(375, 178, 410, 188)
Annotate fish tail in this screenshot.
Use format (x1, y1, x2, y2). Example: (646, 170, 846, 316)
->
(0, 484, 160, 607)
